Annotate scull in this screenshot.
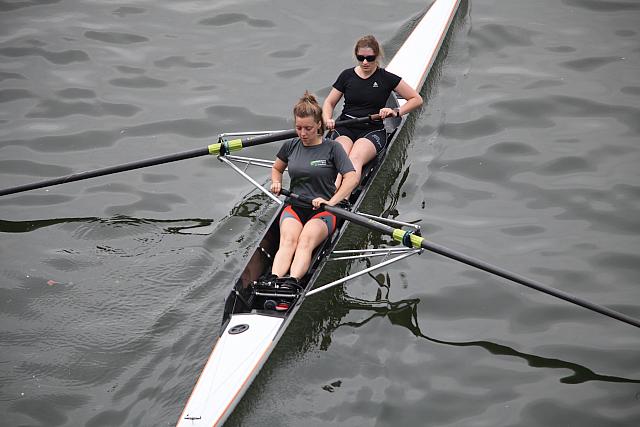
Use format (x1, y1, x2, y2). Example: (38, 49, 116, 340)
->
(175, 0, 462, 425)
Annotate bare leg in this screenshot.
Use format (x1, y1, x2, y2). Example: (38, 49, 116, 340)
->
(289, 219, 329, 279)
(348, 137, 377, 183)
(271, 218, 302, 277)
(333, 135, 354, 189)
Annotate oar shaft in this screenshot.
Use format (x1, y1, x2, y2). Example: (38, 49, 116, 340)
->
(281, 189, 640, 328)
(0, 147, 209, 196)
(0, 115, 382, 197)
(418, 239, 640, 328)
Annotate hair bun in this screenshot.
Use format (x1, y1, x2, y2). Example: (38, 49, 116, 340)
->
(293, 91, 325, 134)
(301, 90, 317, 104)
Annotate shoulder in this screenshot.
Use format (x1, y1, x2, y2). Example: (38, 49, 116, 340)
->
(336, 67, 356, 80)
(378, 68, 402, 84)
(378, 68, 399, 78)
(278, 138, 300, 157)
(285, 137, 301, 147)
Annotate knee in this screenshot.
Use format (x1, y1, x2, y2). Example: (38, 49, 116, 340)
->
(348, 155, 365, 172)
(280, 234, 298, 249)
(295, 237, 316, 253)
(336, 137, 353, 154)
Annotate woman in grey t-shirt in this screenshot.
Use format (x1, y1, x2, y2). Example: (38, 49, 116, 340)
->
(268, 92, 358, 287)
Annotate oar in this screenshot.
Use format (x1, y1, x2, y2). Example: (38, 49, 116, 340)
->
(0, 115, 381, 197)
(281, 189, 640, 329)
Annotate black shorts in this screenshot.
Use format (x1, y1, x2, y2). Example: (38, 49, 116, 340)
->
(280, 203, 337, 235)
(328, 126, 387, 153)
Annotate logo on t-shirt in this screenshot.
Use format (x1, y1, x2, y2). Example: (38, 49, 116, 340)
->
(372, 82, 379, 88)
(310, 159, 328, 167)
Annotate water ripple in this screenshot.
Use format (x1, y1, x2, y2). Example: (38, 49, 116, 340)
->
(26, 99, 141, 118)
(0, 88, 34, 102)
(518, 399, 636, 426)
(620, 86, 640, 96)
(112, 6, 146, 18)
(269, 44, 311, 58)
(469, 23, 536, 53)
(55, 88, 95, 99)
(0, 0, 61, 13)
(491, 95, 640, 135)
(0, 129, 119, 152)
(83, 31, 148, 45)
(0, 71, 26, 81)
(440, 116, 504, 139)
(560, 56, 623, 72)
(108, 75, 168, 88)
(154, 56, 213, 69)
(536, 156, 594, 175)
(276, 68, 311, 79)
(0, 46, 89, 64)
(198, 13, 276, 28)
(9, 395, 88, 426)
(562, 0, 640, 12)
(81, 186, 187, 215)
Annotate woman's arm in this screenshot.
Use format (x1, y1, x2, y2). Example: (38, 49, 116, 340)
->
(270, 157, 287, 195)
(320, 171, 358, 207)
(393, 79, 423, 116)
(322, 88, 344, 130)
(378, 79, 423, 118)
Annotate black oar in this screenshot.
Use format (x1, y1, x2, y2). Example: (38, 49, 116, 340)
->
(281, 189, 640, 329)
(0, 115, 381, 197)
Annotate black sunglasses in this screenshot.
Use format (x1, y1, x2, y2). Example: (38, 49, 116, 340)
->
(356, 54, 377, 62)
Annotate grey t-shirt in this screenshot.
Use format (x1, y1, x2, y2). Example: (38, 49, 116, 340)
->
(276, 137, 355, 206)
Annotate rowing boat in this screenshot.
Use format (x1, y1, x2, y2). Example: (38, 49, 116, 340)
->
(175, 1, 461, 425)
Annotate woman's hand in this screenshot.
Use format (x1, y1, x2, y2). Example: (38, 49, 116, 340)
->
(325, 118, 336, 130)
(312, 197, 329, 209)
(271, 181, 281, 195)
(379, 107, 399, 118)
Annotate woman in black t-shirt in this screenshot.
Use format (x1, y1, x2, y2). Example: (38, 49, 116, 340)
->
(268, 92, 358, 286)
(323, 35, 423, 183)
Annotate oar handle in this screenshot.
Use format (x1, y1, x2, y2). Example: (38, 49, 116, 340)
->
(331, 114, 382, 128)
(279, 188, 311, 204)
(280, 189, 399, 235)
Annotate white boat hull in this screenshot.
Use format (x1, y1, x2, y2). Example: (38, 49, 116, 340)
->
(176, 314, 284, 426)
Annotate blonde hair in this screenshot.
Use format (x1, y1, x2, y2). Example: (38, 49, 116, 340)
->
(293, 91, 325, 134)
(354, 35, 384, 63)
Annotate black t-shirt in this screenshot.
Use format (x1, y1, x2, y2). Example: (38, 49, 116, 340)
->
(276, 137, 354, 206)
(332, 67, 402, 120)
